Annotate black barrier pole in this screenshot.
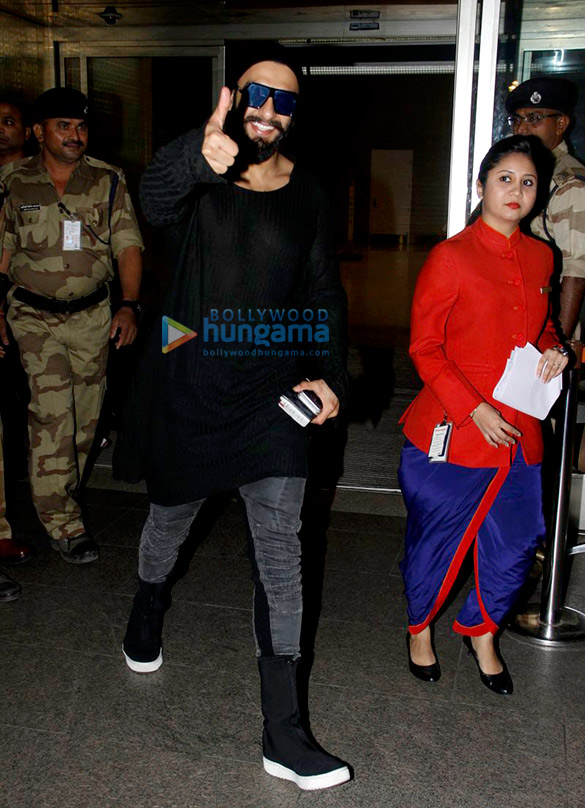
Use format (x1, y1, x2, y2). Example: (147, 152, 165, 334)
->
(511, 341, 585, 644)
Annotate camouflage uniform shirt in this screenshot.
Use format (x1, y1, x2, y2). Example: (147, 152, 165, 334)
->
(531, 140, 585, 280)
(1, 153, 143, 299)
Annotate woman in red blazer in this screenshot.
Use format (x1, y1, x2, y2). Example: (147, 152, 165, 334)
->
(399, 135, 568, 695)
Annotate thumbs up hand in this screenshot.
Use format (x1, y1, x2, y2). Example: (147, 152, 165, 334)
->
(202, 87, 239, 175)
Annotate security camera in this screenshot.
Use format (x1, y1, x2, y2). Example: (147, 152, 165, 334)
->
(98, 5, 122, 25)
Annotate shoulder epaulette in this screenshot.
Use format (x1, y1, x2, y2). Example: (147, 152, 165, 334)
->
(542, 161, 585, 244)
(84, 155, 124, 177)
(553, 153, 585, 188)
(1, 156, 36, 181)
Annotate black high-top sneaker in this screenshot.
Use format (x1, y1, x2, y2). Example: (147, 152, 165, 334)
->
(258, 655, 351, 791)
(122, 579, 170, 673)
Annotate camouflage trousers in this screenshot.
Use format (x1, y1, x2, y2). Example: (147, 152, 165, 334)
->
(0, 417, 11, 540)
(8, 295, 111, 541)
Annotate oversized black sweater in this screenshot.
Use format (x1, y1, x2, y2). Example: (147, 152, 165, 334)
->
(117, 125, 348, 505)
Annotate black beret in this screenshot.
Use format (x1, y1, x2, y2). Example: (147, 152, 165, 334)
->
(505, 77, 577, 116)
(32, 87, 89, 123)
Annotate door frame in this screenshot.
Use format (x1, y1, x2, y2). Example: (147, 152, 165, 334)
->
(447, 0, 502, 237)
(54, 1, 585, 241)
(58, 42, 225, 111)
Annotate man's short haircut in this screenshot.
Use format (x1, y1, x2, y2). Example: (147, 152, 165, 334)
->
(0, 91, 30, 127)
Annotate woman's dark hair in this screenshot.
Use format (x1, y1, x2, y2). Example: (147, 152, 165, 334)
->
(468, 134, 554, 225)
(477, 134, 550, 186)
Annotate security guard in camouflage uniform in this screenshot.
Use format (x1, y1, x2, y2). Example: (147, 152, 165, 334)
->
(0, 87, 144, 564)
(507, 77, 585, 338)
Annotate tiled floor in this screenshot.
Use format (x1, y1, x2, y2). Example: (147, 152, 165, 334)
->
(1, 481, 584, 808)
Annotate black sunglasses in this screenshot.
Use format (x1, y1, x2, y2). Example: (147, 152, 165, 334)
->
(237, 81, 298, 117)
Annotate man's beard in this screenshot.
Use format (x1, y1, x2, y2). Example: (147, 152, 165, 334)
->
(224, 105, 288, 172)
(242, 116, 286, 163)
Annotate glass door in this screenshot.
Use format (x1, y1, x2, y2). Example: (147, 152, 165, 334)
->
(443, 0, 585, 233)
(58, 44, 223, 292)
(59, 43, 224, 187)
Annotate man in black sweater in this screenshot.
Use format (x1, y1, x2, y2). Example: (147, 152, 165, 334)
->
(121, 59, 350, 790)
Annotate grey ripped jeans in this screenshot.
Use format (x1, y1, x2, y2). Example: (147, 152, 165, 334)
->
(138, 476, 306, 658)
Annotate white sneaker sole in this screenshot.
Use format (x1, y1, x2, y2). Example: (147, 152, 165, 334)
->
(122, 646, 163, 673)
(263, 757, 351, 791)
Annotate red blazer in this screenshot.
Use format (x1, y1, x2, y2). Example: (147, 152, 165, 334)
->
(400, 217, 559, 468)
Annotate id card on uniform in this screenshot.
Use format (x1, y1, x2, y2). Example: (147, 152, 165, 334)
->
(63, 220, 82, 251)
(428, 420, 453, 463)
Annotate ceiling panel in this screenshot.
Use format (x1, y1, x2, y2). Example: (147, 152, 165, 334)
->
(0, 1, 457, 29)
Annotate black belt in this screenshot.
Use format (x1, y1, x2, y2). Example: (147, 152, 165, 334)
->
(13, 284, 108, 314)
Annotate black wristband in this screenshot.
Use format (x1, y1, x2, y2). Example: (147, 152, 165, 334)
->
(119, 300, 142, 315)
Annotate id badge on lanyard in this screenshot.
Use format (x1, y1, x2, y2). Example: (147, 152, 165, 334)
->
(63, 219, 82, 251)
(428, 414, 453, 463)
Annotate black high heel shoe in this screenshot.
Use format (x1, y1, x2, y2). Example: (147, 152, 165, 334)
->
(406, 633, 441, 683)
(462, 635, 513, 696)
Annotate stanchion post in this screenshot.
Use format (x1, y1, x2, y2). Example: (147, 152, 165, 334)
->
(511, 340, 585, 644)
(540, 343, 580, 632)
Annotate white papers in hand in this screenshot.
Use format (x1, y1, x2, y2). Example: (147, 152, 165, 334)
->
(492, 343, 563, 419)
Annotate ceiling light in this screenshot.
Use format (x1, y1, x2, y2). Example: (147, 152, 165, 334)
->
(98, 5, 122, 25)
